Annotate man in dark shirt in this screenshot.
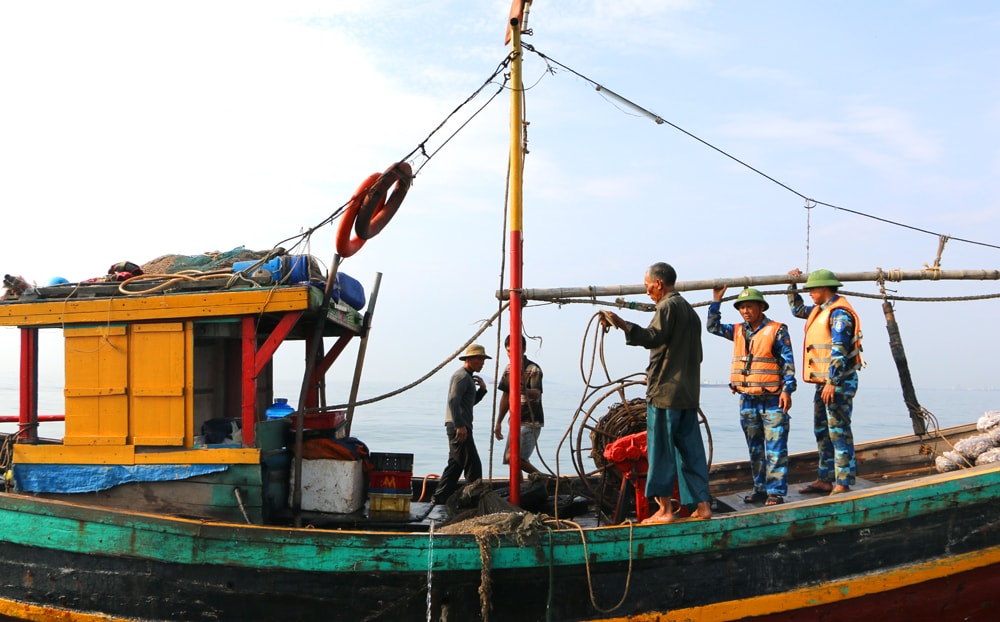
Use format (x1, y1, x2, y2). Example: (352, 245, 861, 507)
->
(494, 334, 544, 476)
(601, 262, 712, 523)
(430, 344, 490, 505)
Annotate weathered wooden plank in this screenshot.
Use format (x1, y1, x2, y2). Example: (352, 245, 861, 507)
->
(35, 466, 265, 523)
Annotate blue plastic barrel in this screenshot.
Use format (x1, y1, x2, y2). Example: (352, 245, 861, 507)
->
(233, 256, 311, 284)
(265, 398, 295, 420)
(334, 272, 366, 309)
(284, 255, 310, 283)
(233, 258, 281, 281)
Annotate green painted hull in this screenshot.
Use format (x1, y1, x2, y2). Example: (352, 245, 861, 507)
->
(1, 462, 999, 621)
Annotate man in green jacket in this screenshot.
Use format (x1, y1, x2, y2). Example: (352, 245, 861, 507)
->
(601, 262, 712, 523)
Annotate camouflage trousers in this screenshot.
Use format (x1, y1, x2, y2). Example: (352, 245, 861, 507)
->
(739, 394, 790, 496)
(811, 387, 856, 487)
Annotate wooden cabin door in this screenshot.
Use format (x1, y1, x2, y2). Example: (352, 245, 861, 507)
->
(129, 322, 189, 446)
(63, 325, 129, 445)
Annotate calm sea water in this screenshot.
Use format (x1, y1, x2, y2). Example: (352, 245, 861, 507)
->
(2, 381, 997, 479)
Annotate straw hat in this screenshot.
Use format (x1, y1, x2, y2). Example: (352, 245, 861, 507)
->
(459, 344, 492, 360)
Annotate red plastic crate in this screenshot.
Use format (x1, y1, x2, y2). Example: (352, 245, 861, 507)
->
(369, 470, 412, 493)
(290, 410, 346, 431)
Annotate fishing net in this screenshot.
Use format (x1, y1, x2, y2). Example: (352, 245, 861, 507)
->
(935, 451, 965, 472)
(936, 410, 1000, 472)
(440, 480, 545, 535)
(977, 410, 1000, 433)
(975, 447, 1000, 466)
(954, 434, 995, 461)
(989, 426, 1000, 446)
(141, 247, 268, 275)
(589, 397, 648, 472)
(437, 480, 549, 622)
(587, 398, 647, 516)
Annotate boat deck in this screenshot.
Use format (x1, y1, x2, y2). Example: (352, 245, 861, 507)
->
(714, 476, 878, 513)
(272, 476, 884, 533)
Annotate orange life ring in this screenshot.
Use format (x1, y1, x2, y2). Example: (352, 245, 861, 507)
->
(354, 161, 413, 240)
(335, 173, 380, 258)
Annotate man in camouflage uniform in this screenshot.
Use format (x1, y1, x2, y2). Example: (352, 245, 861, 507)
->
(787, 269, 863, 495)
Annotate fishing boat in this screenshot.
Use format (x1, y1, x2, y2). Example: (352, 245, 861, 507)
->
(3, 5, 1000, 622)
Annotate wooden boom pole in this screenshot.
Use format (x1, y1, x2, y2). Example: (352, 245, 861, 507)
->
(498, 269, 1000, 301)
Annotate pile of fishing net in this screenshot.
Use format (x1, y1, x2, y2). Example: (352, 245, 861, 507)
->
(436, 481, 550, 622)
(935, 410, 1000, 472)
(141, 247, 268, 274)
(589, 397, 648, 470)
(587, 397, 648, 515)
(437, 480, 547, 536)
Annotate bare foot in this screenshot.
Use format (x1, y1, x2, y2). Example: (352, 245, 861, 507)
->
(640, 511, 676, 524)
(829, 485, 851, 495)
(645, 507, 667, 520)
(690, 501, 712, 520)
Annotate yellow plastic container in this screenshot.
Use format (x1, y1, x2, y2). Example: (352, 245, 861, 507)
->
(368, 492, 411, 514)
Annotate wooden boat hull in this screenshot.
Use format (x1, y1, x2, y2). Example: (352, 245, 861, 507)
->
(1, 462, 999, 621)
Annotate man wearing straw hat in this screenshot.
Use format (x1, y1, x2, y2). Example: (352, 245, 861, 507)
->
(708, 286, 797, 506)
(787, 268, 864, 496)
(430, 344, 491, 506)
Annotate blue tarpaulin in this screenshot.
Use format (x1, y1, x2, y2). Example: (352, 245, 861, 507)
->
(13, 463, 230, 493)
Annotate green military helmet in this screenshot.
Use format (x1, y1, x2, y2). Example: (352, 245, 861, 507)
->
(734, 287, 768, 311)
(803, 268, 843, 290)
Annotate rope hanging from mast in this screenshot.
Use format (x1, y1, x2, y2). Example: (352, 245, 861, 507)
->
(877, 269, 928, 436)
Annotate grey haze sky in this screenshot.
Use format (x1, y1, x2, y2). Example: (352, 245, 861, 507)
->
(1, 1, 999, 409)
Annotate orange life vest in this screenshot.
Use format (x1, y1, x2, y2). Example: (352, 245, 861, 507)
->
(729, 321, 783, 394)
(803, 296, 863, 384)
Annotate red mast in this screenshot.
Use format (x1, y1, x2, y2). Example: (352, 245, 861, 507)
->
(505, 0, 530, 504)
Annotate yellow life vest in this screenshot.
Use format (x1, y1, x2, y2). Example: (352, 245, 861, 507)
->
(803, 296, 863, 384)
(729, 322, 783, 394)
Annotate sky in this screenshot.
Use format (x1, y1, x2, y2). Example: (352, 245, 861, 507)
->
(2, 0, 1000, 416)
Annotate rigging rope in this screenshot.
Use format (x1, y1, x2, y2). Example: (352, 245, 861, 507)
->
(242, 54, 515, 271)
(544, 517, 636, 613)
(539, 288, 1000, 312)
(323, 303, 510, 410)
(804, 199, 815, 273)
(520, 44, 1000, 253)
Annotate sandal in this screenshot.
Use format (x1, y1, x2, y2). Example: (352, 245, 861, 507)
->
(765, 495, 784, 506)
(743, 491, 767, 504)
(798, 482, 833, 494)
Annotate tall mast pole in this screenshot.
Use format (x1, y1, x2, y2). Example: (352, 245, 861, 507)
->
(506, 5, 526, 505)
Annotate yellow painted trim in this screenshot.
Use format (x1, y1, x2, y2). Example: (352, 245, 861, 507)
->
(184, 321, 195, 446)
(65, 325, 126, 337)
(0, 287, 316, 327)
(596, 545, 1000, 622)
(62, 436, 128, 446)
(64, 387, 127, 397)
(133, 448, 260, 465)
(131, 436, 186, 446)
(13, 445, 259, 465)
(13, 445, 135, 464)
(0, 596, 133, 622)
(132, 387, 184, 397)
